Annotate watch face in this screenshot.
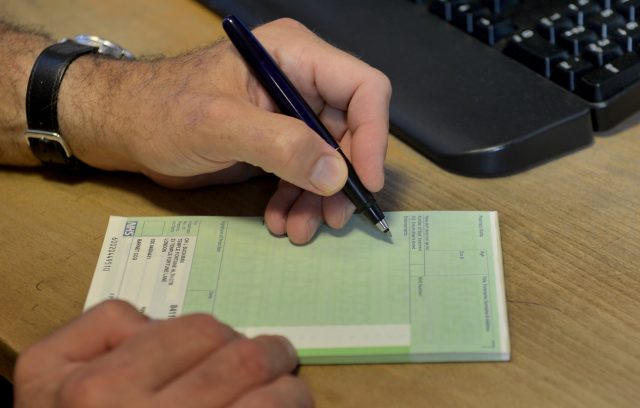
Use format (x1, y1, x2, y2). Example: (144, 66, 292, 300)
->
(67, 35, 134, 60)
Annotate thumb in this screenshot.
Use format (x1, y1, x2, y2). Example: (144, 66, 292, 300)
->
(226, 104, 348, 195)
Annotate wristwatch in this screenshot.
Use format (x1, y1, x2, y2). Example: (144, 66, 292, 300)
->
(24, 35, 133, 169)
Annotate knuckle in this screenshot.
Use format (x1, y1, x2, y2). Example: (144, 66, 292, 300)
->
(269, 135, 299, 172)
(95, 299, 138, 320)
(57, 373, 110, 407)
(186, 96, 234, 132)
(202, 96, 236, 120)
(182, 312, 220, 328)
(273, 17, 309, 33)
(233, 339, 272, 380)
(259, 125, 309, 174)
(372, 69, 392, 96)
(181, 313, 232, 342)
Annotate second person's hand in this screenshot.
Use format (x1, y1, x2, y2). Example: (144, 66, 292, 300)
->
(14, 300, 311, 407)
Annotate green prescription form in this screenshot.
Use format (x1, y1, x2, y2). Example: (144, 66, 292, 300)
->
(85, 211, 510, 364)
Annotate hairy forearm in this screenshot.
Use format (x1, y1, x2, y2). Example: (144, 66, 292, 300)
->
(0, 21, 146, 171)
(0, 20, 255, 178)
(0, 22, 51, 165)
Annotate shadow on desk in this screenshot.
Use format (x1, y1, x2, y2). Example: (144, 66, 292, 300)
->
(2, 164, 411, 220)
(1, 165, 279, 217)
(0, 375, 13, 406)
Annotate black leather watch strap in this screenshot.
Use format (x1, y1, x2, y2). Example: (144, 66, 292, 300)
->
(25, 40, 97, 168)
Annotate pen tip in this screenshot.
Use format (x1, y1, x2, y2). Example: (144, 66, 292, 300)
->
(385, 229, 393, 239)
(376, 219, 390, 234)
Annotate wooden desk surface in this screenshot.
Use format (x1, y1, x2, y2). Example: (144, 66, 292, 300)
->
(1, 0, 639, 406)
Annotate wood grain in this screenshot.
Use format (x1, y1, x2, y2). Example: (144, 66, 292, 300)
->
(1, 1, 639, 406)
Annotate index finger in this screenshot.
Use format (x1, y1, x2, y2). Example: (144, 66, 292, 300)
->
(15, 300, 149, 379)
(71, 313, 241, 391)
(156, 335, 298, 407)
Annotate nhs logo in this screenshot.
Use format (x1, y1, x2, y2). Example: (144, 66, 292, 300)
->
(123, 221, 138, 237)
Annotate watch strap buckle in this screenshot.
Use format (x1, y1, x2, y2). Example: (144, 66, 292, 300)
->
(25, 129, 74, 165)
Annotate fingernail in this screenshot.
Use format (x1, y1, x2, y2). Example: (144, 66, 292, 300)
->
(341, 201, 356, 228)
(310, 155, 346, 194)
(305, 216, 323, 242)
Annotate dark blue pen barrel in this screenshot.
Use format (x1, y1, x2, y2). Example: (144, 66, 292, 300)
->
(339, 149, 384, 223)
(223, 15, 386, 229)
(345, 176, 385, 225)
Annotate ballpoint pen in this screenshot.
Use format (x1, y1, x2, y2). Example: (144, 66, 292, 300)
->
(222, 15, 392, 237)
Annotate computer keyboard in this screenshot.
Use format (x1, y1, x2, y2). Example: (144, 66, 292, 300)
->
(197, 0, 640, 176)
(432, 0, 640, 130)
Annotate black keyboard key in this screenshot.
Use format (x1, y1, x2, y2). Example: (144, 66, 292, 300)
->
(566, 1, 602, 25)
(553, 57, 594, 91)
(504, 29, 569, 77)
(560, 26, 599, 55)
(582, 38, 624, 66)
(430, 0, 470, 22)
(537, 13, 575, 44)
(586, 9, 626, 38)
(577, 52, 640, 100)
(474, 15, 516, 45)
(595, 0, 613, 9)
(452, 3, 491, 33)
(480, 0, 520, 14)
(615, 0, 640, 22)
(201, 0, 603, 173)
(612, 21, 640, 51)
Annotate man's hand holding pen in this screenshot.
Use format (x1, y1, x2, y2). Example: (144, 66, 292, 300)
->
(223, 16, 391, 237)
(57, 18, 391, 244)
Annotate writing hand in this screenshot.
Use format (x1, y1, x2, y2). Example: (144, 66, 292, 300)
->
(57, 19, 391, 244)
